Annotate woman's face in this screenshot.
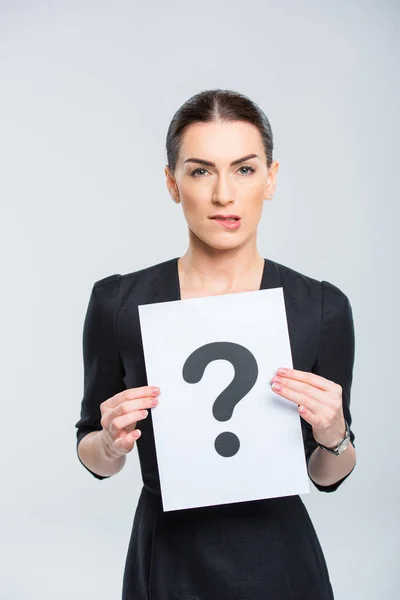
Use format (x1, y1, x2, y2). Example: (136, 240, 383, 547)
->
(165, 119, 279, 251)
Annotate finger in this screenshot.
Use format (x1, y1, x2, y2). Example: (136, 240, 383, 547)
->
(271, 381, 323, 416)
(103, 385, 160, 409)
(101, 395, 155, 420)
(271, 376, 327, 405)
(114, 396, 159, 418)
(101, 395, 159, 432)
(275, 368, 334, 392)
(294, 405, 319, 428)
(124, 421, 138, 434)
(114, 428, 141, 452)
(110, 409, 149, 438)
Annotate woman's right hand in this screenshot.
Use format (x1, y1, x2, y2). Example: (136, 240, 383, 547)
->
(99, 385, 160, 458)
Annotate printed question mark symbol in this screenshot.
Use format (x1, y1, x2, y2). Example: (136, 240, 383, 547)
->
(182, 342, 258, 457)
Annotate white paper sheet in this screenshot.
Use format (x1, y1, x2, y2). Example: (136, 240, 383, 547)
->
(138, 287, 310, 512)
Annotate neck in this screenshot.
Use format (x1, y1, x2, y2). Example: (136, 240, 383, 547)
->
(178, 237, 264, 293)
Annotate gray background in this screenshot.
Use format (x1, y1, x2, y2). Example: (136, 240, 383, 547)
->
(1, 1, 398, 598)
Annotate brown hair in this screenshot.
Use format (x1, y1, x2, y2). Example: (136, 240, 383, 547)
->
(166, 88, 274, 175)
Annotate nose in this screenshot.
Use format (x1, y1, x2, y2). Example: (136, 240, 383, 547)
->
(211, 174, 234, 206)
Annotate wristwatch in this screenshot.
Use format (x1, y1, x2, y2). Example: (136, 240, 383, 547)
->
(317, 420, 351, 456)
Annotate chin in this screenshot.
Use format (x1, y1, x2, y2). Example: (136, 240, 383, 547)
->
(200, 233, 248, 252)
(189, 224, 254, 251)
(211, 239, 243, 251)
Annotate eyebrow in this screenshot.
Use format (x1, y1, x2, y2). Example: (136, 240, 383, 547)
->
(184, 153, 260, 167)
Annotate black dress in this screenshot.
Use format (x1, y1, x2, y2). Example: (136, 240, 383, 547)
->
(75, 257, 356, 600)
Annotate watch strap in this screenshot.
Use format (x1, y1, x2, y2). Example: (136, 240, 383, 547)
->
(317, 420, 350, 455)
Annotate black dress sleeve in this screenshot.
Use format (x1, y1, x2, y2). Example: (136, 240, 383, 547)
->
(305, 280, 356, 492)
(74, 274, 125, 480)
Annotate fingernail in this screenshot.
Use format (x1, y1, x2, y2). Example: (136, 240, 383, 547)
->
(272, 382, 281, 391)
(151, 387, 161, 395)
(152, 396, 159, 406)
(277, 368, 287, 375)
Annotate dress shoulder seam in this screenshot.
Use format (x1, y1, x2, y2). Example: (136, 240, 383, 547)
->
(93, 273, 122, 288)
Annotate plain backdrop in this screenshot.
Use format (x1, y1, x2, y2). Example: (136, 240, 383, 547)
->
(1, 1, 398, 598)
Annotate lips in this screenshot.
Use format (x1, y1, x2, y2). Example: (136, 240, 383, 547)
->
(210, 214, 242, 230)
(210, 214, 241, 221)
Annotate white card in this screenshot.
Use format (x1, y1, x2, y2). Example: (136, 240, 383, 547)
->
(138, 287, 310, 512)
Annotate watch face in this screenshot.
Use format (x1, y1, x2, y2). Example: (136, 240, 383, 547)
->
(338, 437, 351, 454)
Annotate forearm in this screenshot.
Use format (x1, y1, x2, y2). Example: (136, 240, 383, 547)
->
(307, 442, 356, 486)
(77, 430, 127, 477)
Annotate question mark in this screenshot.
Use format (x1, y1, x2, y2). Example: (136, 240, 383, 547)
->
(182, 341, 258, 457)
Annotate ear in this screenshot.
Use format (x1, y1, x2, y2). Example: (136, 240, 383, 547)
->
(264, 160, 280, 201)
(165, 165, 181, 204)
(170, 190, 181, 204)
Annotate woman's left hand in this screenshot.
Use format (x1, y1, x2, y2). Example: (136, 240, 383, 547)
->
(270, 367, 346, 447)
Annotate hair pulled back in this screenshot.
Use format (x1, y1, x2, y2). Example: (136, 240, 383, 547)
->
(166, 89, 274, 174)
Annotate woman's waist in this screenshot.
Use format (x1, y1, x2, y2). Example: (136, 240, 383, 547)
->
(139, 485, 308, 522)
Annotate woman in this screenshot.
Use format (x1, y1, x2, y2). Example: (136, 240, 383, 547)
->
(75, 89, 357, 599)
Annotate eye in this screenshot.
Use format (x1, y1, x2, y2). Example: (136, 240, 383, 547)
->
(238, 165, 256, 175)
(190, 164, 256, 177)
(190, 167, 208, 177)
